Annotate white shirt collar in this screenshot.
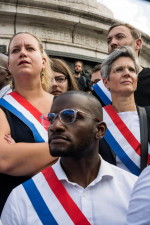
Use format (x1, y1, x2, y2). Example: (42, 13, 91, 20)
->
(52, 156, 114, 187)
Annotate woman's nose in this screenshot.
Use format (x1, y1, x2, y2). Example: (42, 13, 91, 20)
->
(19, 48, 27, 57)
(51, 78, 58, 86)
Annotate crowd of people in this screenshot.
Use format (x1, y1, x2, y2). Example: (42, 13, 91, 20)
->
(0, 21, 150, 225)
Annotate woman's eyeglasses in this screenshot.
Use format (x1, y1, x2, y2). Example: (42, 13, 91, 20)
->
(40, 109, 100, 127)
(111, 65, 136, 75)
(51, 76, 67, 83)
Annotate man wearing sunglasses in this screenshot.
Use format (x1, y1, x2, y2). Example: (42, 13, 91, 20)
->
(1, 91, 137, 225)
(0, 53, 12, 98)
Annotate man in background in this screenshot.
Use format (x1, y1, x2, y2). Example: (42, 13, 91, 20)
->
(107, 22, 150, 106)
(73, 60, 90, 92)
(93, 22, 150, 106)
(90, 64, 102, 86)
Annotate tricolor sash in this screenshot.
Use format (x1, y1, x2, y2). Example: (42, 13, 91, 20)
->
(0, 91, 48, 142)
(93, 80, 112, 106)
(23, 167, 91, 225)
(103, 105, 150, 176)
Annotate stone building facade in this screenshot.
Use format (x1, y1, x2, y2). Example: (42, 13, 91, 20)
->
(0, 0, 150, 71)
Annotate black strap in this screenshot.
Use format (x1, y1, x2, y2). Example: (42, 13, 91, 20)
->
(137, 106, 148, 172)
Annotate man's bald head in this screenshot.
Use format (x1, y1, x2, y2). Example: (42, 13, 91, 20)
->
(0, 53, 8, 69)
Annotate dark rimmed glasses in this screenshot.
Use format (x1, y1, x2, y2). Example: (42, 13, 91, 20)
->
(40, 109, 100, 127)
(51, 76, 67, 83)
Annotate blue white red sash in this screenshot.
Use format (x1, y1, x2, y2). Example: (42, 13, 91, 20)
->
(103, 105, 143, 176)
(0, 91, 48, 142)
(23, 166, 91, 225)
(93, 80, 112, 106)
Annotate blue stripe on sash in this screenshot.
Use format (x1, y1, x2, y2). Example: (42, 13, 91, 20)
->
(104, 129, 140, 176)
(23, 179, 58, 225)
(0, 98, 44, 143)
(93, 83, 112, 106)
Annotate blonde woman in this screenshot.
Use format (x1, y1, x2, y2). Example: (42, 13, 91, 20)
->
(0, 32, 57, 213)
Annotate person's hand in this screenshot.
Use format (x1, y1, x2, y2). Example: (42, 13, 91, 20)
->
(4, 134, 16, 144)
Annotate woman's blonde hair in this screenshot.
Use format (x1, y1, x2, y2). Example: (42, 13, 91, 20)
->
(42, 51, 52, 92)
(8, 32, 52, 92)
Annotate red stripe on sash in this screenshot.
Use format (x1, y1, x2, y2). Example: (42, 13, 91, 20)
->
(42, 167, 91, 225)
(104, 105, 141, 156)
(9, 91, 48, 131)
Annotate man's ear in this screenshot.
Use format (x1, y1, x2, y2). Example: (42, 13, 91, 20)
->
(95, 121, 107, 140)
(5, 71, 11, 81)
(103, 78, 110, 90)
(135, 38, 142, 52)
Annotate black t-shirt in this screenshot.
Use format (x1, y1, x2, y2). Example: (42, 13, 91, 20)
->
(75, 75, 91, 92)
(0, 106, 33, 215)
(134, 67, 150, 106)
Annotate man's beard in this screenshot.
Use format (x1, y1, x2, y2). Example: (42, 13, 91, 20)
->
(49, 131, 95, 158)
(74, 70, 80, 75)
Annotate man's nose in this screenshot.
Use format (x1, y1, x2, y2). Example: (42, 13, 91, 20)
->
(110, 38, 118, 47)
(49, 116, 65, 132)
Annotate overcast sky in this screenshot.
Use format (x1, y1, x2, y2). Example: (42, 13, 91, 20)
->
(97, 0, 150, 36)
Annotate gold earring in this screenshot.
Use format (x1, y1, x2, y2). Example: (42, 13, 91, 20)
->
(10, 80, 13, 89)
(41, 72, 46, 91)
(10, 77, 15, 90)
(41, 72, 45, 85)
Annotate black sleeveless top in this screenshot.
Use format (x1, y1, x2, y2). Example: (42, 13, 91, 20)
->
(0, 106, 35, 215)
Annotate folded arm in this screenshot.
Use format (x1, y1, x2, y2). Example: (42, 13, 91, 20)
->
(0, 109, 58, 176)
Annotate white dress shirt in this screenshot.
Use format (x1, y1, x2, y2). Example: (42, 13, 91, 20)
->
(126, 165, 150, 225)
(1, 157, 137, 225)
(0, 84, 12, 98)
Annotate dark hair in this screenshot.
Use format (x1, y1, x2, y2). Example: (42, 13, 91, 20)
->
(91, 64, 101, 73)
(108, 22, 141, 40)
(51, 58, 79, 91)
(74, 60, 83, 68)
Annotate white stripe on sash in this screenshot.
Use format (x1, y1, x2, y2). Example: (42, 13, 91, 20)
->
(93, 80, 112, 105)
(32, 173, 74, 225)
(103, 108, 140, 170)
(3, 95, 48, 142)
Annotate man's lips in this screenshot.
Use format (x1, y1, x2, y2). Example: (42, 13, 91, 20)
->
(49, 135, 70, 143)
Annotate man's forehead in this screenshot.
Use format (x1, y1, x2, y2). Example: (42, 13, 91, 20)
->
(51, 95, 88, 112)
(75, 62, 82, 66)
(108, 26, 131, 37)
